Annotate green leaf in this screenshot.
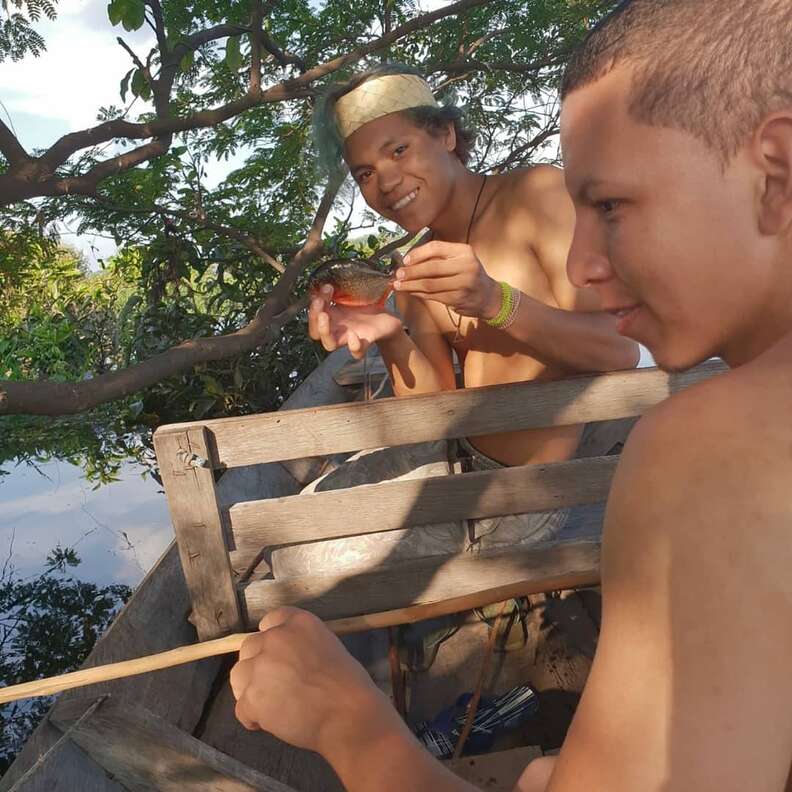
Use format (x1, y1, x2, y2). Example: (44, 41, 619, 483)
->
(130, 68, 151, 101)
(107, 0, 123, 26)
(119, 68, 134, 102)
(121, 0, 146, 31)
(179, 49, 194, 73)
(225, 35, 243, 72)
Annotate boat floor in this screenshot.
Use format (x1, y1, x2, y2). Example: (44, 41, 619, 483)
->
(188, 589, 600, 791)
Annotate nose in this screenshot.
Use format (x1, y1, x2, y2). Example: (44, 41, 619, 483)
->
(377, 160, 402, 195)
(566, 218, 614, 289)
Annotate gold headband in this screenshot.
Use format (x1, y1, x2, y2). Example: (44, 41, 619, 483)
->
(334, 74, 439, 140)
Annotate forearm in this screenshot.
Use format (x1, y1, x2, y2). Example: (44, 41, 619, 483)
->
(378, 328, 456, 396)
(505, 293, 639, 373)
(324, 702, 477, 792)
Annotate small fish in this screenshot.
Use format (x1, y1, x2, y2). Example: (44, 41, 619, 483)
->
(309, 258, 394, 307)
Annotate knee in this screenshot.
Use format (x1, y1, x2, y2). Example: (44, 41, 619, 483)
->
(514, 755, 557, 792)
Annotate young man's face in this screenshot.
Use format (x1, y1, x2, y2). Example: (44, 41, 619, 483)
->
(561, 67, 779, 371)
(343, 111, 458, 234)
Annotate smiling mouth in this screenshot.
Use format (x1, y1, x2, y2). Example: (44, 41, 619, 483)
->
(606, 304, 642, 334)
(391, 189, 418, 211)
(609, 306, 639, 318)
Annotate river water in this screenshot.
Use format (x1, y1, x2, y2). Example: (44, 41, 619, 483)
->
(0, 459, 172, 587)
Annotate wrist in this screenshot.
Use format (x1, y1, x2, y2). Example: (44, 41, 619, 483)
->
(319, 689, 410, 777)
(484, 281, 522, 329)
(481, 277, 502, 320)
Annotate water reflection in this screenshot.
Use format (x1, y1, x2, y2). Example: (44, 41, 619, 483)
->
(0, 459, 172, 586)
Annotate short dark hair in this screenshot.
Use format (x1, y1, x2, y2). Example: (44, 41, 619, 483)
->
(562, 0, 792, 162)
(313, 63, 477, 171)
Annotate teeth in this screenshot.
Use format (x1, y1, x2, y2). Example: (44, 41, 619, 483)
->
(393, 190, 417, 210)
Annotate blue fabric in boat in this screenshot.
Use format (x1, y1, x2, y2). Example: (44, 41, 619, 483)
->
(414, 684, 540, 759)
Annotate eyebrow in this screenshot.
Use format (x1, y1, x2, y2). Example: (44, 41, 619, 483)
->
(575, 178, 606, 203)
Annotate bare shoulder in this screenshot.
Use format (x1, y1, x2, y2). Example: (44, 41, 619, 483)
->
(491, 166, 574, 246)
(607, 352, 792, 581)
(550, 355, 792, 792)
(497, 164, 567, 204)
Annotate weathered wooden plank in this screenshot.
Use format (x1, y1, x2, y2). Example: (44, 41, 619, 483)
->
(446, 747, 542, 789)
(1, 543, 223, 791)
(197, 683, 345, 792)
(241, 539, 601, 623)
(155, 426, 242, 640)
(228, 455, 617, 562)
(0, 719, 124, 792)
(51, 698, 297, 792)
(156, 361, 726, 469)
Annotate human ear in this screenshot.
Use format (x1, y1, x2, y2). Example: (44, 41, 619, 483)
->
(753, 113, 792, 236)
(444, 121, 457, 153)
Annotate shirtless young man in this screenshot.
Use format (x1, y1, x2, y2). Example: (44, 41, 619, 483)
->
(309, 64, 637, 472)
(290, 65, 637, 571)
(230, 2, 792, 790)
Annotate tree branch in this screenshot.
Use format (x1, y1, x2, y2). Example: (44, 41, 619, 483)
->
(38, 137, 173, 199)
(116, 37, 146, 72)
(0, 119, 30, 165)
(0, 171, 346, 416)
(93, 197, 286, 274)
(0, 0, 491, 207)
(428, 52, 570, 78)
(261, 30, 307, 72)
(249, 0, 263, 92)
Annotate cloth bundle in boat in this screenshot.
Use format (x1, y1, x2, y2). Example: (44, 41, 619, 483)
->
(414, 685, 540, 759)
(269, 439, 570, 578)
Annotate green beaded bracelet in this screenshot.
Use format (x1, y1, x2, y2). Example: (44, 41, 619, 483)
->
(485, 281, 521, 329)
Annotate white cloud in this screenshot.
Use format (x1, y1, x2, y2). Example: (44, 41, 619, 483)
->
(0, 0, 155, 144)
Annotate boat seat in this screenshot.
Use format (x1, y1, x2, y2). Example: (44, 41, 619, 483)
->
(153, 361, 725, 640)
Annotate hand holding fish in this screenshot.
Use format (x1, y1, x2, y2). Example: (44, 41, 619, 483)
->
(394, 241, 501, 320)
(308, 257, 404, 359)
(309, 287, 403, 359)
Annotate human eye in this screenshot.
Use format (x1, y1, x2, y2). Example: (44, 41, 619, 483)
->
(393, 143, 408, 157)
(595, 199, 622, 219)
(356, 169, 373, 185)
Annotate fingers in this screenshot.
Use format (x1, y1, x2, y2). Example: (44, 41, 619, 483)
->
(394, 274, 466, 294)
(308, 287, 332, 341)
(315, 307, 344, 352)
(396, 258, 461, 283)
(402, 240, 467, 266)
(347, 330, 370, 360)
(234, 683, 262, 731)
(258, 605, 302, 633)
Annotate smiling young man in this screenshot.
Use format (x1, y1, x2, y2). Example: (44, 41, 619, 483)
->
(287, 65, 637, 573)
(230, 4, 792, 791)
(310, 67, 636, 472)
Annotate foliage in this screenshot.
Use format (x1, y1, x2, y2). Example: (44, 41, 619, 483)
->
(0, 0, 619, 457)
(0, 0, 56, 62)
(0, 547, 131, 774)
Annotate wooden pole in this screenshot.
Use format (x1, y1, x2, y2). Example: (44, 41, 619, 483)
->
(0, 571, 598, 705)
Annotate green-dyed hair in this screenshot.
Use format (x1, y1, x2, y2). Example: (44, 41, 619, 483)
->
(313, 63, 477, 173)
(561, 0, 792, 163)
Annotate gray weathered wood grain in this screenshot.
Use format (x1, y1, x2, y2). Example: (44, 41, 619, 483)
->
(51, 698, 297, 792)
(156, 361, 726, 469)
(241, 539, 601, 623)
(228, 456, 617, 568)
(155, 426, 242, 640)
